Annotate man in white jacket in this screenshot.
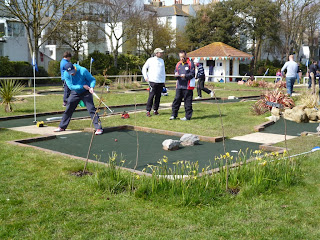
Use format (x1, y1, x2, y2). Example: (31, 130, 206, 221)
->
(142, 48, 166, 117)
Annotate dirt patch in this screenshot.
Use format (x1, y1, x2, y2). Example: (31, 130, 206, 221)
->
(70, 170, 93, 177)
(227, 187, 240, 195)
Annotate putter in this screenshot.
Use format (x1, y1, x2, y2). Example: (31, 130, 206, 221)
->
(92, 92, 114, 113)
(46, 116, 63, 121)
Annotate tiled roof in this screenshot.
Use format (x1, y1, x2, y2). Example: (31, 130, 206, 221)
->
(157, 6, 189, 17)
(188, 42, 253, 59)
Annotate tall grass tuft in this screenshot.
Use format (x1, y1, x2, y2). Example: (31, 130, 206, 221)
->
(0, 79, 24, 112)
(89, 150, 302, 206)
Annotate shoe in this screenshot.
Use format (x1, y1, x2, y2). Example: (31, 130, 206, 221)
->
(154, 110, 159, 115)
(169, 116, 176, 120)
(146, 111, 151, 117)
(95, 129, 103, 135)
(180, 117, 189, 121)
(54, 127, 65, 132)
(195, 96, 202, 100)
(63, 102, 67, 107)
(210, 91, 214, 98)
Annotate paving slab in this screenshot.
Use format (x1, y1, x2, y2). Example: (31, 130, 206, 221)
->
(9, 125, 82, 135)
(231, 132, 297, 144)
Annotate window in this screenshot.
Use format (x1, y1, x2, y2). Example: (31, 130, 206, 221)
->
(167, 17, 172, 27)
(7, 22, 25, 37)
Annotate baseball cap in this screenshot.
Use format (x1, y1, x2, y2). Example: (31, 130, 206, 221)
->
(154, 48, 164, 54)
(64, 62, 76, 75)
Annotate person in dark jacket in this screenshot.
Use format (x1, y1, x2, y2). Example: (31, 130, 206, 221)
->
(309, 60, 319, 94)
(169, 50, 195, 121)
(195, 62, 214, 99)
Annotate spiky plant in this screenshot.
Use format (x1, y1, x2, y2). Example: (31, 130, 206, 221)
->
(0, 79, 24, 112)
(298, 91, 318, 108)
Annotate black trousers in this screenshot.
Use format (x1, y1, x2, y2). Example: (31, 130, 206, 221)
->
(172, 89, 193, 120)
(59, 90, 102, 130)
(146, 82, 164, 112)
(197, 77, 211, 97)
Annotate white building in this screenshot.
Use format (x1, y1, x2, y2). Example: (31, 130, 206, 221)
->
(0, 11, 29, 62)
(188, 42, 253, 82)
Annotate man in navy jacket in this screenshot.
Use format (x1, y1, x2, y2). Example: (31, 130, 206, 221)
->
(169, 50, 195, 121)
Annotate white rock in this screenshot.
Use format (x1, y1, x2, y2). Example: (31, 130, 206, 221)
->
(162, 139, 180, 151)
(180, 134, 200, 146)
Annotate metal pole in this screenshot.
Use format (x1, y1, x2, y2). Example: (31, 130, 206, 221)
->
(33, 52, 37, 123)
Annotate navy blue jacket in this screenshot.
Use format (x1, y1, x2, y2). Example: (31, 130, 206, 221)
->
(196, 63, 205, 79)
(175, 59, 195, 90)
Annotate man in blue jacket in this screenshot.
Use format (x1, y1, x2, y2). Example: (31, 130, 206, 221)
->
(60, 51, 72, 106)
(54, 62, 103, 135)
(169, 50, 195, 121)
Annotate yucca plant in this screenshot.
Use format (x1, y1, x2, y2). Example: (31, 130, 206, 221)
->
(0, 79, 24, 112)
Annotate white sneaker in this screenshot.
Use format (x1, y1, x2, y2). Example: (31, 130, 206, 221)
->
(195, 96, 202, 100)
(180, 117, 189, 121)
(210, 91, 214, 98)
(169, 116, 176, 120)
(54, 127, 65, 132)
(95, 129, 103, 135)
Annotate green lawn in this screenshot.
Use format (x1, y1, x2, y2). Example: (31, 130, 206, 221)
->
(1, 129, 320, 239)
(1, 83, 319, 239)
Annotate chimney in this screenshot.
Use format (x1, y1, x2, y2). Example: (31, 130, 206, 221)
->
(152, 0, 162, 7)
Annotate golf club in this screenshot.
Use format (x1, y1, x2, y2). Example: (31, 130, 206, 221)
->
(92, 92, 114, 113)
(46, 116, 63, 121)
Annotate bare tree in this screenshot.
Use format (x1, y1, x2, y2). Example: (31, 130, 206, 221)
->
(48, 4, 105, 61)
(0, 0, 77, 62)
(132, 13, 175, 56)
(278, 0, 315, 61)
(304, 3, 320, 59)
(91, 0, 142, 67)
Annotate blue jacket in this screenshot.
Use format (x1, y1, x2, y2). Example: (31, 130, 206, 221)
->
(63, 64, 96, 94)
(175, 59, 195, 90)
(60, 58, 69, 81)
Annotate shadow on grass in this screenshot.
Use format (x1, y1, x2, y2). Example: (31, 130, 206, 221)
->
(192, 114, 225, 120)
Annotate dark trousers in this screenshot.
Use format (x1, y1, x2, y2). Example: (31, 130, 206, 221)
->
(197, 77, 211, 97)
(59, 90, 102, 130)
(63, 81, 71, 103)
(172, 89, 193, 120)
(146, 82, 164, 112)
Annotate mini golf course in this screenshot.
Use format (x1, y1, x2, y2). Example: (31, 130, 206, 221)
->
(3, 97, 320, 175)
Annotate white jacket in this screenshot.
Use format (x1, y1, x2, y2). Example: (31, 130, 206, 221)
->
(142, 56, 166, 83)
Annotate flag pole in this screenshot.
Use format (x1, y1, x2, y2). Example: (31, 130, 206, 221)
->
(89, 57, 92, 74)
(32, 52, 37, 123)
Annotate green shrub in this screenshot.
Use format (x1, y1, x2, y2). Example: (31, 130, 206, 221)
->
(48, 60, 60, 77)
(0, 56, 15, 76)
(94, 75, 113, 86)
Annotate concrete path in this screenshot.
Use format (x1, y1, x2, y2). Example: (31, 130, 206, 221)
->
(9, 125, 82, 135)
(231, 132, 297, 144)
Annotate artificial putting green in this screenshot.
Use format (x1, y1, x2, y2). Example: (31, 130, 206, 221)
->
(26, 129, 261, 172)
(262, 118, 319, 136)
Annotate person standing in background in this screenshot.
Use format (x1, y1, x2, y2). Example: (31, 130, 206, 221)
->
(281, 55, 298, 96)
(60, 51, 72, 107)
(142, 48, 166, 117)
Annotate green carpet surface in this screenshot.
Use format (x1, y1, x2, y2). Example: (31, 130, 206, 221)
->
(262, 119, 319, 136)
(27, 130, 260, 172)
